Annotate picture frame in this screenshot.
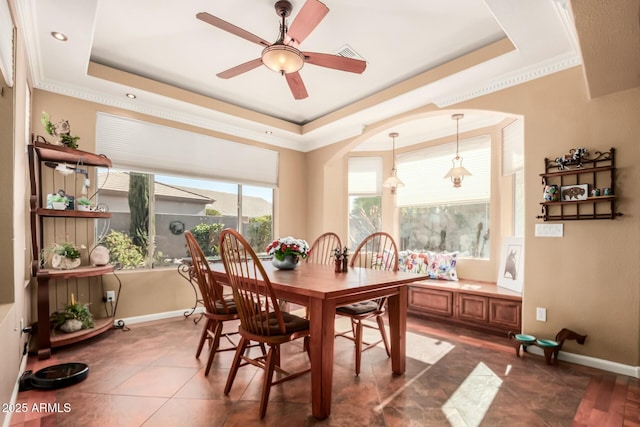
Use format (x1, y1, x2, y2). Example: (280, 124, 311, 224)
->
(497, 237, 524, 293)
(560, 184, 588, 201)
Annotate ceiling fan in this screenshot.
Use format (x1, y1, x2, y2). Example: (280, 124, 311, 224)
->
(196, 0, 367, 100)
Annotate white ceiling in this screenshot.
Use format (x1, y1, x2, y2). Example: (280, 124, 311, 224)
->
(15, 0, 580, 152)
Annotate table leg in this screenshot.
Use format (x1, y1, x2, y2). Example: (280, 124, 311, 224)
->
(386, 285, 407, 374)
(308, 297, 335, 420)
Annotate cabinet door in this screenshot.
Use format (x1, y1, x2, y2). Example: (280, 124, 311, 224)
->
(457, 294, 488, 322)
(408, 287, 453, 317)
(488, 298, 521, 330)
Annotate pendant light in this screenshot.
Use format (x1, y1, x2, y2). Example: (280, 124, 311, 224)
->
(383, 132, 404, 194)
(444, 113, 472, 188)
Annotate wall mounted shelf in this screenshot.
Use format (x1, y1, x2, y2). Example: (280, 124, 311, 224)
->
(537, 147, 622, 221)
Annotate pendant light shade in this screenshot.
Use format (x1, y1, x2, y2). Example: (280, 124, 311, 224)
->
(444, 114, 471, 188)
(383, 132, 404, 194)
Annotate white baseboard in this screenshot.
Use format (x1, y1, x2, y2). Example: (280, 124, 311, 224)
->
(526, 346, 640, 378)
(113, 307, 205, 326)
(4, 338, 31, 427)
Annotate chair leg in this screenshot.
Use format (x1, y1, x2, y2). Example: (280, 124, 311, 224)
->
(195, 318, 212, 358)
(376, 315, 391, 357)
(259, 345, 278, 419)
(204, 321, 224, 376)
(355, 320, 363, 376)
(224, 337, 249, 395)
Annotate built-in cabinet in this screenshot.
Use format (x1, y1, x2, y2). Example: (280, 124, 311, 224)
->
(28, 138, 119, 359)
(408, 280, 522, 336)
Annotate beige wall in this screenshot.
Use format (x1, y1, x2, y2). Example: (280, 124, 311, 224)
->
(308, 66, 640, 366)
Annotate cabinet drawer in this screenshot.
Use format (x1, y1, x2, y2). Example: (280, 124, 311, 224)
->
(457, 294, 488, 322)
(488, 298, 522, 330)
(408, 288, 453, 317)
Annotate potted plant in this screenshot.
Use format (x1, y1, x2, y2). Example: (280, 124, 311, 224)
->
(76, 197, 92, 211)
(41, 112, 80, 149)
(45, 242, 83, 270)
(48, 193, 69, 210)
(50, 293, 94, 333)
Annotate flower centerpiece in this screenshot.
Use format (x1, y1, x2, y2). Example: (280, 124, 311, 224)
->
(266, 236, 310, 270)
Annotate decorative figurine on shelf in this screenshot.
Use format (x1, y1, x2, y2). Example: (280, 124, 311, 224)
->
(41, 111, 80, 149)
(543, 184, 560, 202)
(591, 188, 601, 197)
(603, 187, 613, 196)
(334, 247, 342, 273)
(342, 247, 349, 272)
(554, 147, 589, 171)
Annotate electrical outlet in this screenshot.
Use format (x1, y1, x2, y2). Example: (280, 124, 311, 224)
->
(106, 291, 115, 302)
(536, 307, 547, 322)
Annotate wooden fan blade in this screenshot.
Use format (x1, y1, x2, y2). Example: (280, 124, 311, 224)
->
(217, 58, 263, 79)
(196, 12, 271, 48)
(285, 72, 309, 100)
(303, 52, 366, 74)
(284, 0, 329, 47)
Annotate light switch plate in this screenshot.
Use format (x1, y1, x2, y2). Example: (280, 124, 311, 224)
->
(535, 223, 563, 237)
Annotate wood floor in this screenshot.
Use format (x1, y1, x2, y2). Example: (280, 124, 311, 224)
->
(10, 314, 640, 426)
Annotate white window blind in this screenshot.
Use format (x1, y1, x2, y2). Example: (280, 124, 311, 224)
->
(95, 112, 279, 186)
(502, 119, 524, 176)
(396, 135, 491, 207)
(0, 0, 13, 87)
(348, 157, 383, 194)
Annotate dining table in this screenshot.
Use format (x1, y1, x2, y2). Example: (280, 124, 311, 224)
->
(209, 260, 428, 420)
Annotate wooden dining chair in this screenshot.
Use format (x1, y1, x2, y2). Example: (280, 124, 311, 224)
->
(306, 232, 342, 265)
(335, 231, 399, 376)
(184, 231, 262, 376)
(219, 229, 311, 419)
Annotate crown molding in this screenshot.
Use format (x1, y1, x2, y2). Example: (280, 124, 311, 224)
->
(434, 53, 581, 107)
(34, 80, 304, 151)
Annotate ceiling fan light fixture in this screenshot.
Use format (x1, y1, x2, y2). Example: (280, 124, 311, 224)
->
(262, 44, 305, 74)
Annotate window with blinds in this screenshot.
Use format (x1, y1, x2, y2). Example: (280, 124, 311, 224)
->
(396, 136, 491, 258)
(347, 157, 382, 248)
(396, 135, 491, 207)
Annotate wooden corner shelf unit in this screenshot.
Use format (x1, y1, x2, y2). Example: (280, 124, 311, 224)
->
(537, 147, 622, 221)
(28, 137, 121, 359)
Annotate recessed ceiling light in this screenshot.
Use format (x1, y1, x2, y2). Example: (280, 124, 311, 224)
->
(126, 93, 136, 99)
(50, 32, 68, 41)
(265, 130, 272, 135)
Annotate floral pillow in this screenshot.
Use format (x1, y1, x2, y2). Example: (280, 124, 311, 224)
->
(398, 250, 430, 274)
(426, 251, 458, 281)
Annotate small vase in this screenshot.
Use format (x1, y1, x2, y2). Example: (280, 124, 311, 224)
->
(272, 254, 300, 270)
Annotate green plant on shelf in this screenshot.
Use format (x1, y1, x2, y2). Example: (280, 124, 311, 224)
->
(76, 197, 91, 206)
(49, 293, 94, 332)
(53, 242, 81, 259)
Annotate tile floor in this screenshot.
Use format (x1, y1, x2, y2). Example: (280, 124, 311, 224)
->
(9, 314, 640, 426)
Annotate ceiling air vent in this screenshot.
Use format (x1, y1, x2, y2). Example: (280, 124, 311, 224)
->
(335, 44, 365, 61)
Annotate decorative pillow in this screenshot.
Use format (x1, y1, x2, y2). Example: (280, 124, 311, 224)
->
(426, 251, 458, 281)
(398, 250, 429, 274)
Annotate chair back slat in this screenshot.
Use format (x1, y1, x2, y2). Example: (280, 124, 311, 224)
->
(220, 229, 286, 336)
(184, 231, 232, 314)
(306, 232, 342, 265)
(350, 231, 399, 272)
